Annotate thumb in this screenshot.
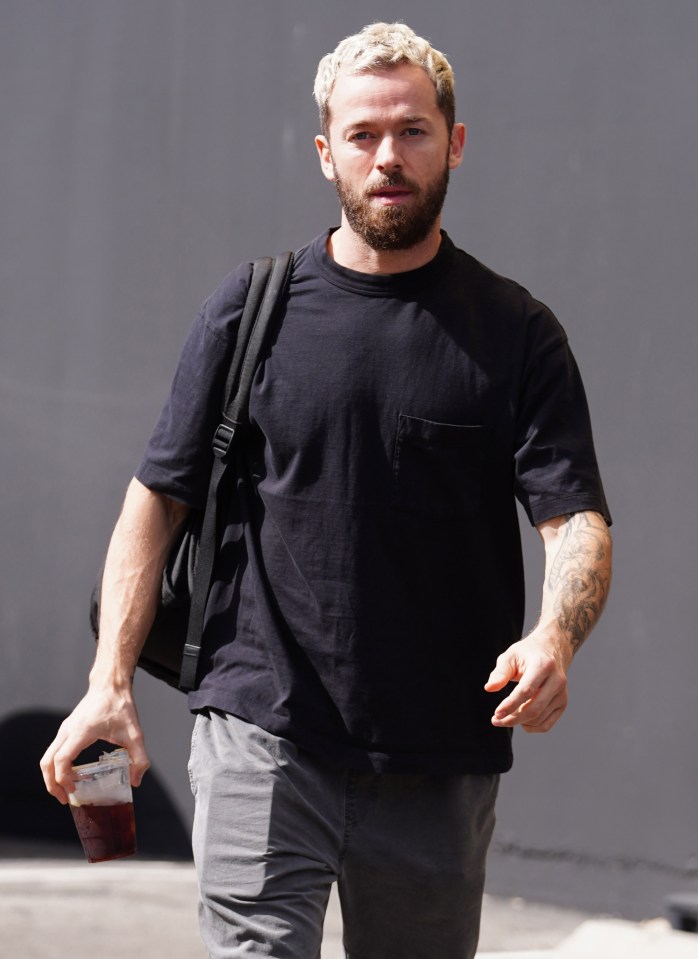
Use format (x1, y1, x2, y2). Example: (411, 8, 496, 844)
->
(484, 654, 516, 692)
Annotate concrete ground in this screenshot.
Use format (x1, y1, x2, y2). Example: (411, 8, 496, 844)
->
(0, 858, 696, 959)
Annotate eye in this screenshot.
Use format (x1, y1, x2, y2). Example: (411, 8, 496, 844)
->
(350, 131, 374, 141)
(403, 127, 424, 137)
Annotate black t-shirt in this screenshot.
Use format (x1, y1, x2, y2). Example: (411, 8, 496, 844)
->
(137, 230, 610, 775)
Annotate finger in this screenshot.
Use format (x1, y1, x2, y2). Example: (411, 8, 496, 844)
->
(52, 740, 86, 798)
(504, 686, 568, 732)
(492, 667, 567, 726)
(491, 678, 544, 724)
(491, 702, 533, 727)
(40, 737, 73, 805)
(126, 737, 151, 788)
(40, 756, 67, 805)
(42, 720, 107, 800)
(522, 702, 567, 733)
(524, 675, 568, 724)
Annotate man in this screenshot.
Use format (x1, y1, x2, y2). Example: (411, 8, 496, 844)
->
(42, 22, 612, 959)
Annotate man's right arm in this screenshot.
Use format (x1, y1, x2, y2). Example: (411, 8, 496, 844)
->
(40, 477, 189, 804)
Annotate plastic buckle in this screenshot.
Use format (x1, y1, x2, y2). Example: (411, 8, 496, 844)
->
(212, 423, 237, 460)
(181, 643, 200, 662)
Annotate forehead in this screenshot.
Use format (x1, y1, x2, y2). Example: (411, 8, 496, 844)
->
(327, 63, 441, 128)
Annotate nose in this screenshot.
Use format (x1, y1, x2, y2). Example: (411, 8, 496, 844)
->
(375, 135, 401, 173)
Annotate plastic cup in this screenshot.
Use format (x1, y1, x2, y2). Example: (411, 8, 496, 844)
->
(68, 748, 137, 863)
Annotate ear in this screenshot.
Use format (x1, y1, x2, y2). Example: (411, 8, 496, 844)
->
(448, 123, 466, 171)
(315, 134, 336, 182)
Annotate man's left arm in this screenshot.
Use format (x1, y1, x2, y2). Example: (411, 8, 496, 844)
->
(485, 510, 612, 732)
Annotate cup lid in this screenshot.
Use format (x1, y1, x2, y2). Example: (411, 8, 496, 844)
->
(71, 748, 132, 780)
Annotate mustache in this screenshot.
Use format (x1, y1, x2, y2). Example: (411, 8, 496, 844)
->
(365, 173, 419, 195)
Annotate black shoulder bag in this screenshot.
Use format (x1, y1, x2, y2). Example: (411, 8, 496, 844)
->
(90, 251, 294, 693)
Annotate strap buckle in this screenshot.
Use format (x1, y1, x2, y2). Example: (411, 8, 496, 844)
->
(181, 643, 201, 662)
(212, 422, 237, 461)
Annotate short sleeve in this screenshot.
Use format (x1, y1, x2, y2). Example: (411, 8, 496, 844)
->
(135, 262, 253, 508)
(513, 304, 612, 527)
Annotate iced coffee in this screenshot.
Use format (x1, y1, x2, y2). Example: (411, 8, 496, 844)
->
(68, 748, 137, 863)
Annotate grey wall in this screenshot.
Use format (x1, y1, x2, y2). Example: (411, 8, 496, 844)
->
(2, 0, 697, 918)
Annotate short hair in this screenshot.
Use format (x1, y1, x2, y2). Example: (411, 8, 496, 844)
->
(313, 22, 456, 137)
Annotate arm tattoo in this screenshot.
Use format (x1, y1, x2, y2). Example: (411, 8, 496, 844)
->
(547, 512, 611, 654)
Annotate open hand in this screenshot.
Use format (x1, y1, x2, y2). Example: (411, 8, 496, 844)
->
(484, 633, 572, 733)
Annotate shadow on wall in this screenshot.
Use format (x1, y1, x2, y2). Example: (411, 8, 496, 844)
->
(0, 709, 192, 860)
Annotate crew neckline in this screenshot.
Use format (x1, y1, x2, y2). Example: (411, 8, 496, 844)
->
(311, 228, 456, 297)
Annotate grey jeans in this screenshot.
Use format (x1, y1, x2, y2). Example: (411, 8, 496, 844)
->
(188, 709, 499, 959)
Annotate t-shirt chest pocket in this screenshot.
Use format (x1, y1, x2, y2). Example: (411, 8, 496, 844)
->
(391, 413, 491, 520)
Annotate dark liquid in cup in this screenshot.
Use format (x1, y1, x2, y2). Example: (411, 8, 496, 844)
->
(70, 802, 137, 863)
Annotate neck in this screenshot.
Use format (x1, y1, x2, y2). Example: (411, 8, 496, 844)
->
(327, 218, 443, 274)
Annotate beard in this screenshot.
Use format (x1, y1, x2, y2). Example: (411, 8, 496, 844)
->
(332, 163, 450, 252)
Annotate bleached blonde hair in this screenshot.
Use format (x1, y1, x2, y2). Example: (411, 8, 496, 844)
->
(313, 22, 456, 137)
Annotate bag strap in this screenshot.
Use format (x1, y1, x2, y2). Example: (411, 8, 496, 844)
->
(178, 250, 294, 692)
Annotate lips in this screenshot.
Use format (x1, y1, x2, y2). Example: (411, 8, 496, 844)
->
(372, 188, 411, 196)
(369, 187, 412, 204)
(367, 174, 417, 201)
